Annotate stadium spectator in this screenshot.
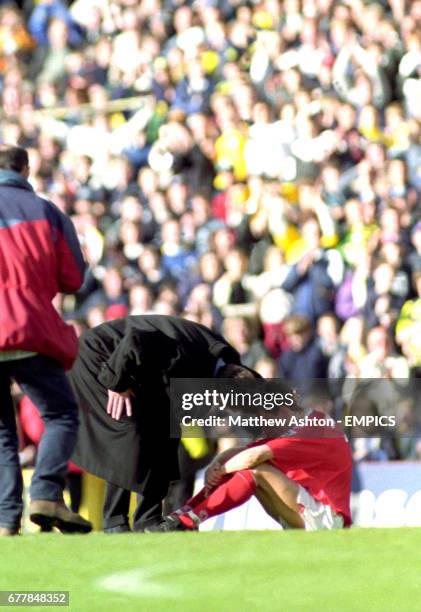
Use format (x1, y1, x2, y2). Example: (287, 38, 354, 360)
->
(222, 316, 270, 369)
(281, 216, 343, 324)
(359, 326, 409, 379)
(254, 356, 279, 378)
(347, 394, 398, 462)
(316, 312, 341, 358)
(405, 222, 421, 276)
(213, 248, 253, 313)
(328, 315, 366, 380)
(0, 144, 91, 536)
(80, 266, 127, 315)
(279, 315, 329, 381)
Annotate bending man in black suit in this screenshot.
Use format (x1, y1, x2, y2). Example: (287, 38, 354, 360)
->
(70, 315, 258, 532)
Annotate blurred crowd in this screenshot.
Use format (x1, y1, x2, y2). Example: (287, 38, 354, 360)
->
(2, 0, 421, 461)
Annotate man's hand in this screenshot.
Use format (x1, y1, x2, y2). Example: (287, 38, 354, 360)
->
(106, 389, 133, 420)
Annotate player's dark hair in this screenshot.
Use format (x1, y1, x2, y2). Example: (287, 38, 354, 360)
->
(217, 364, 263, 379)
(0, 144, 29, 173)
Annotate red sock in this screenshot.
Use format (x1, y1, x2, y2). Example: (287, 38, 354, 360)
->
(175, 487, 208, 515)
(176, 470, 256, 529)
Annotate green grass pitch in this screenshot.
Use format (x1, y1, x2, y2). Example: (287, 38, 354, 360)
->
(1, 529, 421, 612)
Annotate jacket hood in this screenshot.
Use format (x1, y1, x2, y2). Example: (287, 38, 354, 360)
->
(0, 170, 33, 192)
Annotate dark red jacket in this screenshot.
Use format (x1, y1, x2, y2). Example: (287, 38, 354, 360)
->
(0, 170, 86, 370)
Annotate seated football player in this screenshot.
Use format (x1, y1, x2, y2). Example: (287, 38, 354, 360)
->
(152, 397, 352, 531)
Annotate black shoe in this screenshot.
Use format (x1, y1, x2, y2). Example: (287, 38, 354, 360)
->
(145, 515, 193, 533)
(104, 524, 131, 534)
(132, 518, 163, 533)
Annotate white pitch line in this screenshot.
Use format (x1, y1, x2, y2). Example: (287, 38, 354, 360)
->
(96, 552, 265, 600)
(96, 562, 191, 599)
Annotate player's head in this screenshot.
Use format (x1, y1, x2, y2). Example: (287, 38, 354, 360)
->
(216, 363, 263, 379)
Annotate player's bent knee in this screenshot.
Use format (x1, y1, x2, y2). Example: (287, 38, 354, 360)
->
(252, 463, 289, 485)
(252, 463, 301, 508)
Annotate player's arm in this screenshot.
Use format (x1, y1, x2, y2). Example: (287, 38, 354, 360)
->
(221, 445, 274, 475)
(206, 444, 274, 487)
(213, 447, 243, 466)
(204, 447, 243, 487)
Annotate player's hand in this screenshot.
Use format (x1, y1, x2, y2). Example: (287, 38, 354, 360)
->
(106, 389, 133, 420)
(205, 461, 224, 488)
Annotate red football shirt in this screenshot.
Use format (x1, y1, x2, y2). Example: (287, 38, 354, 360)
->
(250, 411, 352, 526)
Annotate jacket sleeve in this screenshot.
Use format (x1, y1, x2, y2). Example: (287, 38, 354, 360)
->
(55, 211, 87, 294)
(97, 329, 181, 392)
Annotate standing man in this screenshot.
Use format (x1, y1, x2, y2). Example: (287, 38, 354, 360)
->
(70, 315, 259, 533)
(0, 144, 92, 535)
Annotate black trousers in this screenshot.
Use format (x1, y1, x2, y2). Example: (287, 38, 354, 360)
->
(102, 444, 212, 530)
(102, 476, 170, 531)
(163, 443, 212, 515)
